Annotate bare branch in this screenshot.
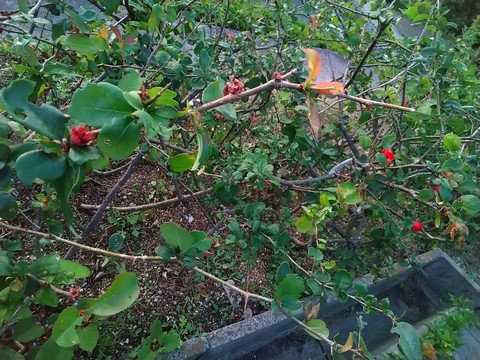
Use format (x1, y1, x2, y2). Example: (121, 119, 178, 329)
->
(277, 158, 354, 186)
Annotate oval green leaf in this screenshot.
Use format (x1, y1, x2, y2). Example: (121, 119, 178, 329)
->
(79, 272, 140, 316)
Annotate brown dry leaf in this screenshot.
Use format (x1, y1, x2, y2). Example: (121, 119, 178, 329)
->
(311, 81, 345, 97)
(98, 27, 109, 39)
(302, 48, 322, 85)
(421, 340, 438, 360)
(307, 95, 320, 138)
(306, 303, 320, 322)
(444, 221, 469, 240)
(339, 332, 354, 353)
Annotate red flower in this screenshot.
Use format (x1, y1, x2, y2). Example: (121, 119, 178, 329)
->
(380, 148, 395, 162)
(223, 78, 244, 96)
(70, 125, 96, 147)
(434, 184, 441, 194)
(411, 220, 423, 232)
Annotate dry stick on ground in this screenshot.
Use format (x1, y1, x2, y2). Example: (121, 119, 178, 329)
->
(64, 149, 146, 259)
(80, 188, 212, 212)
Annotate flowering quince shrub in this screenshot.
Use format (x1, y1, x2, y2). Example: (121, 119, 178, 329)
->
(0, 0, 479, 359)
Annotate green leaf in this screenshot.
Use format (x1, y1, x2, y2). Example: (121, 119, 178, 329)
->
(69, 83, 134, 127)
(418, 189, 434, 201)
(150, 318, 163, 339)
(0, 191, 18, 221)
(0, 166, 12, 187)
(453, 195, 480, 216)
(416, 100, 434, 115)
(68, 146, 100, 165)
(101, 0, 121, 15)
(276, 262, 291, 282)
(202, 78, 237, 121)
(359, 135, 372, 149)
(334, 270, 353, 291)
(77, 325, 99, 352)
(354, 282, 368, 297)
(51, 306, 82, 347)
(108, 232, 125, 252)
(79, 272, 140, 316)
(391, 322, 422, 360)
(0, 251, 12, 276)
(199, 48, 211, 72)
(421, 47, 438, 57)
(244, 202, 266, 219)
(34, 339, 74, 360)
(0, 345, 24, 360)
(274, 274, 304, 311)
(155, 246, 175, 260)
(43, 62, 77, 76)
(443, 133, 461, 152)
(304, 319, 329, 340)
(160, 222, 194, 253)
(15, 150, 67, 184)
(118, 73, 143, 92)
(295, 215, 313, 233)
(124, 92, 143, 110)
(58, 260, 91, 281)
(440, 158, 462, 172)
(148, 4, 165, 32)
(159, 331, 181, 352)
(307, 278, 323, 295)
(97, 117, 141, 161)
(13, 317, 45, 342)
(308, 247, 324, 262)
(63, 34, 100, 55)
(192, 129, 211, 171)
(52, 165, 83, 226)
(381, 134, 396, 149)
(169, 153, 196, 173)
(29, 253, 60, 277)
(35, 287, 60, 307)
(0, 79, 67, 139)
(65, 8, 89, 32)
(13, 44, 39, 67)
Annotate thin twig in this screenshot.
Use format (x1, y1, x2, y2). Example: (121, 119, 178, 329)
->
(276, 158, 353, 186)
(80, 188, 212, 212)
(193, 266, 272, 303)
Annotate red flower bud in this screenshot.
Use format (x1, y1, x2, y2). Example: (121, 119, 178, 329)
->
(411, 220, 423, 232)
(380, 148, 395, 162)
(71, 125, 96, 147)
(223, 78, 244, 96)
(434, 184, 441, 194)
(273, 71, 282, 80)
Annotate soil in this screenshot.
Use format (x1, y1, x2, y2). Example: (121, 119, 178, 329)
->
(70, 159, 275, 358)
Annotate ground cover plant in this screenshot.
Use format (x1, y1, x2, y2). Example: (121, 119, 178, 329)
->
(0, 0, 479, 359)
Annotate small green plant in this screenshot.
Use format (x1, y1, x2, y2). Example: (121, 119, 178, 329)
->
(422, 297, 479, 358)
(129, 319, 181, 360)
